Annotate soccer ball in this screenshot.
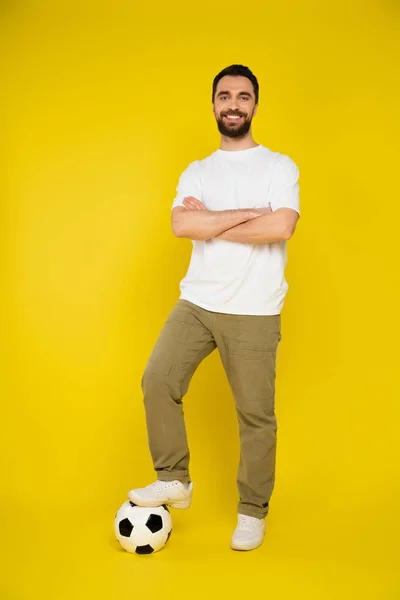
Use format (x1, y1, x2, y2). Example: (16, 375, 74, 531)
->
(114, 501, 172, 555)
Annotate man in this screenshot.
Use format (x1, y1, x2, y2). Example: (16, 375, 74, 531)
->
(128, 64, 300, 551)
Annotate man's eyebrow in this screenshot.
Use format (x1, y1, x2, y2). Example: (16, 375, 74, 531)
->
(216, 90, 253, 97)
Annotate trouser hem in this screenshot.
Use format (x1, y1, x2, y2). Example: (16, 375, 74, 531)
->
(156, 470, 191, 484)
(238, 503, 270, 519)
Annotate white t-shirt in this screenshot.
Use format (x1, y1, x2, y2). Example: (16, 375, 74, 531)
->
(171, 144, 300, 316)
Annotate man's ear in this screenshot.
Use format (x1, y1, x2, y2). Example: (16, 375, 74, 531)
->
(253, 103, 258, 117)
(212, 103, 215, 117)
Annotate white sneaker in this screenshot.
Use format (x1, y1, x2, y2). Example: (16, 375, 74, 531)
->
(127, 480, 193, 509)
(231, 514, 266, 551)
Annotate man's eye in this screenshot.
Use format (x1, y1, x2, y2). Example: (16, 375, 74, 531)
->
(240, 96, 249, 100)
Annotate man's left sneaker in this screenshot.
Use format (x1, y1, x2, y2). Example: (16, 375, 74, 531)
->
(127, 480, 193, 509)
(231, 514, 266, 551)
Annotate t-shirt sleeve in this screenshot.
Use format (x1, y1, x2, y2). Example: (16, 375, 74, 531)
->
(269, 154, 300, 215)
(171, 161, 202, 210)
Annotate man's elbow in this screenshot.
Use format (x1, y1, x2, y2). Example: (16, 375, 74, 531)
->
(171, 207, 187, 238)
(282, 226, 295, 240)
(171, 214, 189, 238)
(172, 225, 210, 241)
(282, 216, 299, 240)
(172, 222, 185, 238)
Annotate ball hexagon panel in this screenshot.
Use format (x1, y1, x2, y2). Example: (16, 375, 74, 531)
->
(119, 518, 134, 537)
(135, 544, 154, 555)
(145, 513, 163, 533)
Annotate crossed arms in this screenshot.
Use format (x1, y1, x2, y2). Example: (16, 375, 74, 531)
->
(171, 197, 299, 244)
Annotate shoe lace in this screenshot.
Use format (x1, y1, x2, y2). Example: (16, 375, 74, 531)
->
(237, 514, 261, 532)
(148, 480, 179, 492)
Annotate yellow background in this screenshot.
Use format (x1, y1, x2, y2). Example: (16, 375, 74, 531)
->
(1, 1, 399, 598)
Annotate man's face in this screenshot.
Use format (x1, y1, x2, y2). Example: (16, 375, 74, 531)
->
(212, 75, 257, 138)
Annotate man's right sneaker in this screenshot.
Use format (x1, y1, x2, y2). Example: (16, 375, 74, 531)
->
(127, 480, 193, 509)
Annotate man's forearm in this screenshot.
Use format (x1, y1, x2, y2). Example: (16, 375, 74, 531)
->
(172, 207, 262, 241)
(216, 211, 290, 244)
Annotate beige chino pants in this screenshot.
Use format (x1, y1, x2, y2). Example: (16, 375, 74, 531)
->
(141, 299, 282, 519)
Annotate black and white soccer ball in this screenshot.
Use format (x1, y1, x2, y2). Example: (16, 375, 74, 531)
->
(114, 501, 172, 555)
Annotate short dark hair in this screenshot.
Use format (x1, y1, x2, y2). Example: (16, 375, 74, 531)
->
(212, 64, 259, 104)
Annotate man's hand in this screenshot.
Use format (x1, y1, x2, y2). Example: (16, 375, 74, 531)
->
(183, 196, 207, 210)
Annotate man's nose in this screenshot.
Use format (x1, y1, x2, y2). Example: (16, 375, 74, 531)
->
(228, 99, 240, 111)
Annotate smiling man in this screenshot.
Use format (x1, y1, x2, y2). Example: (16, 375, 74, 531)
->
(128, 64, 300, 551)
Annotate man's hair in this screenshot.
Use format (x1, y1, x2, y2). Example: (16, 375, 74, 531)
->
(212, 64, 259, 104)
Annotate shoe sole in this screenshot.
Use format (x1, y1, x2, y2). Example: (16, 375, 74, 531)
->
(128, 492, 192, 509)
(231, 541, 263, 551)
(231, 530, 265, 551)
(169, 499, 192, 509)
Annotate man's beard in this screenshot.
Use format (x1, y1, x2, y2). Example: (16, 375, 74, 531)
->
(216, 112, 253, 138)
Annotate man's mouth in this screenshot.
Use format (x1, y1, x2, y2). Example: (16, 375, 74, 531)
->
(223, 114, 244, 122)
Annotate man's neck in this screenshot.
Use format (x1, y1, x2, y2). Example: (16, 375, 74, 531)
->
(219, 133, 259, 152)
